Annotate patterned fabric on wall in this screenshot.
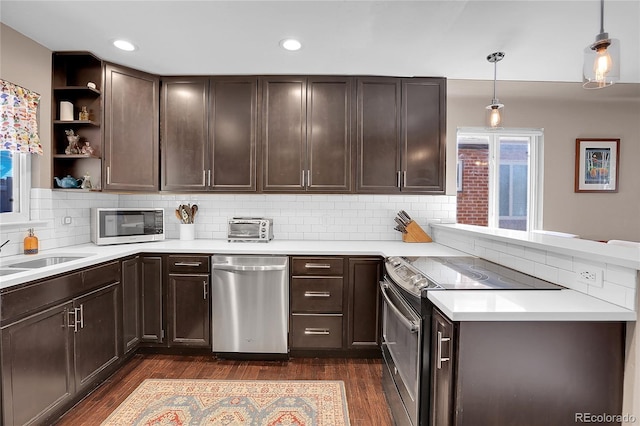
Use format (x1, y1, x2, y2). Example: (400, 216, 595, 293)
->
(0, 79, 43, 155)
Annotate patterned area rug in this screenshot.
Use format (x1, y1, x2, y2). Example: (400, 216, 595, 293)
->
(101, 379, 351, 426)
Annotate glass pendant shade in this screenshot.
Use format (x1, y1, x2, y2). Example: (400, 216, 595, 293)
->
(583, 37, 620, 88)
(486, 103, 504, 128)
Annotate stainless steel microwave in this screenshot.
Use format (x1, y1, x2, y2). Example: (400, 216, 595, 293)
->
(91, 208, 165, 245)
(228, 217, 273, 242)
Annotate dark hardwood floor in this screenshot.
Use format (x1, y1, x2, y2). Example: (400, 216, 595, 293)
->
(55, 354, 393, 425)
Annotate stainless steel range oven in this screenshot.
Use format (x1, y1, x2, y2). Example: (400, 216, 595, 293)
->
(381, 256, 562, 426)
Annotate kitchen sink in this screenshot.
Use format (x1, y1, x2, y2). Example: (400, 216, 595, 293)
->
(6, 255, 92, 269)
(0, 268, 30, 276)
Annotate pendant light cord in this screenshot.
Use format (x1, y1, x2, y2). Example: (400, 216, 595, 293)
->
(492, 60, 498, 101)
(600, 0, 605, 34)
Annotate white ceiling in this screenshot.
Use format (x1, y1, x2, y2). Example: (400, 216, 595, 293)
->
(1, 0, 639, 83)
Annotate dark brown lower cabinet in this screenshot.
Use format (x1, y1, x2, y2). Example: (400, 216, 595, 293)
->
(167, 274, 210, 347)
(0, 261, 121, 426)
(166, 255, 211, 348)
(140, 256, 164, 344)
(347, 257, 382, 350)
(1, 302, 74, 426)
(121, 256, 141, 354)
(431, 309, 454, 426)
(73, 283, 120, 394)
(430, 307, 625, 426)
(290, 256, 382, 355)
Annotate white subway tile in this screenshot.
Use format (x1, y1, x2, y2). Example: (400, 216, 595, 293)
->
(533, 263, 559, 283)
(546, 253, 573, 271)
(588, 282, 629, 309)
(605, 265, 638, 289)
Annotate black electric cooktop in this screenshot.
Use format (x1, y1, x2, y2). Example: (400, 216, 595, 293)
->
(406, 256, 563, 290)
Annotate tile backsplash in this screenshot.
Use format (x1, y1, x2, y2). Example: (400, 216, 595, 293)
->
(431, 226, 639, 311)
(0, 189, 456, 256)
(121, 193, 457, 240)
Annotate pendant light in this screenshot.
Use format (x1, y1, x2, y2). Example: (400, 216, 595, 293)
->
(583, 0, 620, 89)
(486, 52, 505, 129)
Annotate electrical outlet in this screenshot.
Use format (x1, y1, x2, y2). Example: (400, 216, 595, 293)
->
(63, 216, 72, 225)
(576, 267, 603, 287)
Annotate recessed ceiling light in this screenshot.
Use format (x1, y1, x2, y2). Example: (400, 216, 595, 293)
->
(113, 39, 137, 52)
(280, 39, 302, 51)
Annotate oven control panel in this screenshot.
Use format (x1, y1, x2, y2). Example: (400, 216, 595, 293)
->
(385, 257, 443, 297)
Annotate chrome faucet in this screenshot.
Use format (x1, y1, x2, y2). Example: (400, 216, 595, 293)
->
(0, 240, 9, 252)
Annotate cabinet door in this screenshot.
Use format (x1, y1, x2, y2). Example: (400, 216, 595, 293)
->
(347, 257, 382, 349)
(104, 63, 159, 191)
(401, 78, 446, 193)
(73, 282, 120, 393)
(141, 256, 164, 344)
(261, 77, 306, 191)
(121, 256, 141, 354)
(1, 302, 74, 426)
(306, 77, 354, 192)
(356, 77, 401, 193)
(431, 308, 454, 426)
(167, 274, 210, 347)
(161, 78, 209, 191)
(210, 77, 258, 191)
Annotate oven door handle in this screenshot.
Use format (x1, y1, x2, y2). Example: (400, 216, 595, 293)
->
(380, 281, 419, 333)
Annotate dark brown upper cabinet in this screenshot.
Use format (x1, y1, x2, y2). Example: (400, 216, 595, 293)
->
(103, 63, 159, 191)
(357, 77, 446, 194)
(161, 77, 258, 192)
(161, 78, 209, 191)
(261, 76, 354, 193)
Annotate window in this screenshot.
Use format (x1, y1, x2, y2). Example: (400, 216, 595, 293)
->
(0, 149, 31, 223)
(456, 129, 543, 231)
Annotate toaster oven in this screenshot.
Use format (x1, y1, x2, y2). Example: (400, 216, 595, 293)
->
(227, 217, 273, 242)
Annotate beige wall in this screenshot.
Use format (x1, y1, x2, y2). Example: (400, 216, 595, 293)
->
(447, 80, 640, 242)
(0, 23, 52, 188)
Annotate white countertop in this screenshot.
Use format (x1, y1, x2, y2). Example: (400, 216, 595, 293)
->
(0, 239, 636, 322)
(431, 223, 640, 270)
(428, 290, 636, 322)
(0, 239, 464, 289)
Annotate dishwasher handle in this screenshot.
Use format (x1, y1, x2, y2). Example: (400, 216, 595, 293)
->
(212, 263, 287, 272)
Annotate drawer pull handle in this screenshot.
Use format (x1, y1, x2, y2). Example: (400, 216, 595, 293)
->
(304, 263, 331, 269)
(174, 262, 201, 267)
(304, 291, 331, 297)
(437, 330, 451, 369)
(304, 328, 330, 335)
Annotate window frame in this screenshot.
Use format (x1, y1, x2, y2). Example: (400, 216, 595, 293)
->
(0, 150, 31, 224)
(456, 127, 544, 232)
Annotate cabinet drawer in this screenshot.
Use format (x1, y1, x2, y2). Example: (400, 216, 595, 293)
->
(291, 277, 343, 313)
(291, 257, 343, 276)
(82, 261, 120, 290)
(1, 272, 83, 323)
(290, 314, 343, 349)
(168, 255, 210, 273)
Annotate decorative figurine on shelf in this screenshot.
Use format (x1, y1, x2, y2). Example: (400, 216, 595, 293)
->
(80, 141, 94, 156)
(81, 172, 92, 190)
(64, 129, 80, 155)
(79, 106, 89, 121)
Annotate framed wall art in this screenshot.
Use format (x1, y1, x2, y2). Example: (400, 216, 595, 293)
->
(574, 138, 620, 193)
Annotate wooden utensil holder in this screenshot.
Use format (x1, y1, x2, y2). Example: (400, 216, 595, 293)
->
(402, 221, 432, 243)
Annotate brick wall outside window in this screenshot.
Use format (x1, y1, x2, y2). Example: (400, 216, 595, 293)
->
(457, 145, 489, 226)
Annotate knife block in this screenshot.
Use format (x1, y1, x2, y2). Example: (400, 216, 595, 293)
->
(402, 221, 433, 243)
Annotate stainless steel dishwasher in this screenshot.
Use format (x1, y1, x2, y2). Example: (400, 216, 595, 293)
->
(211, 255, 289, 355)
